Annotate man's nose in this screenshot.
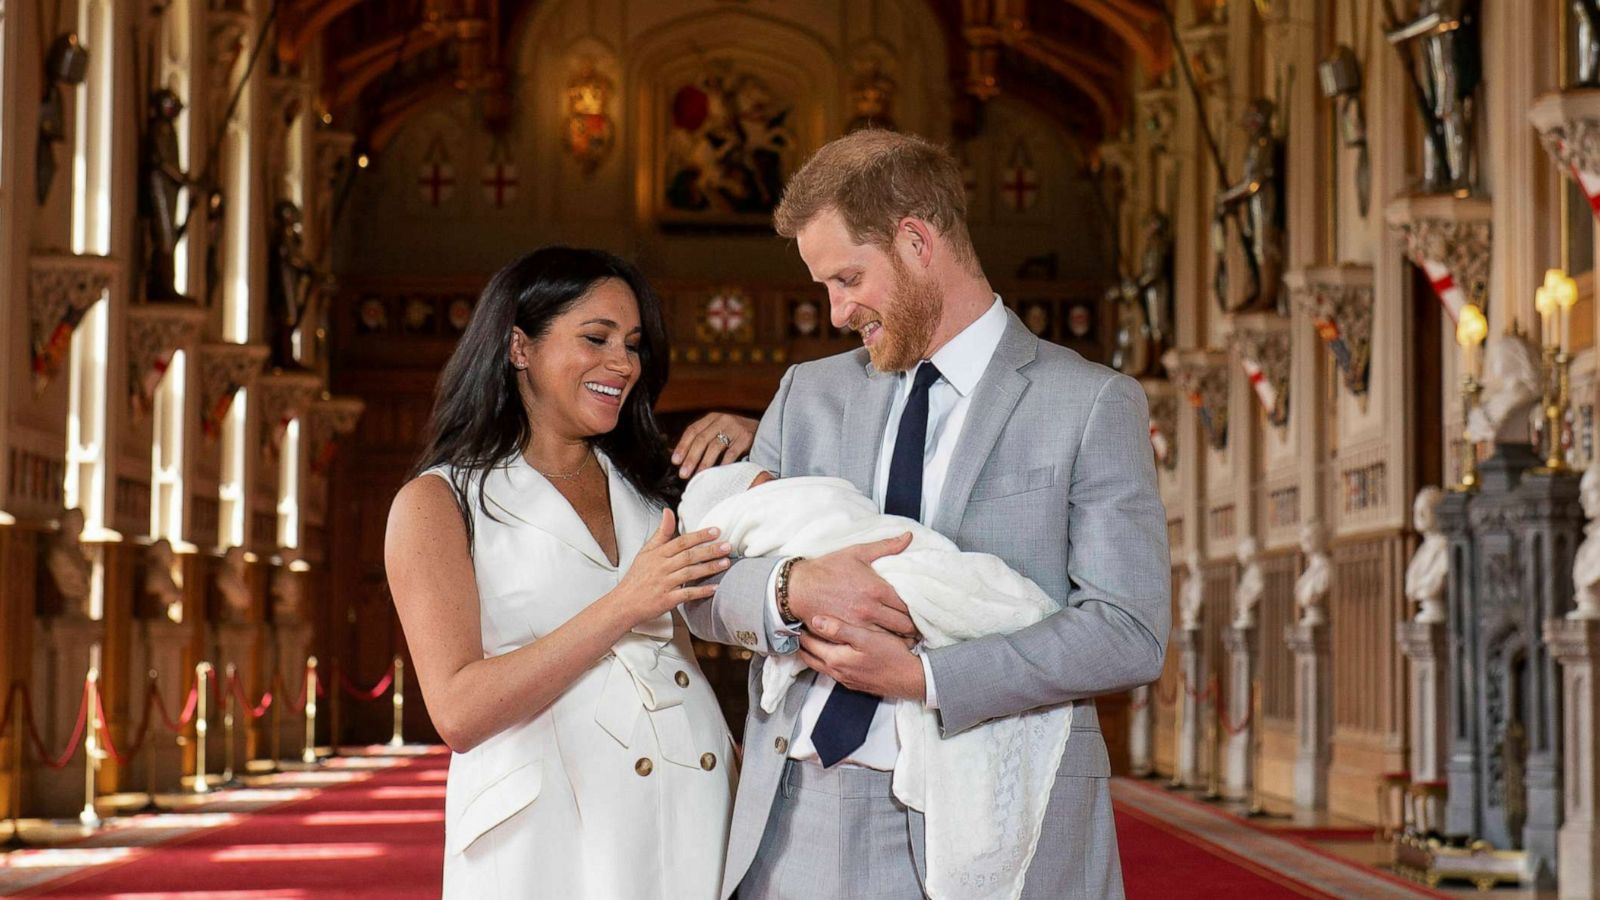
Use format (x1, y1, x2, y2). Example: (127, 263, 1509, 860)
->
(829, 293, 854, 329)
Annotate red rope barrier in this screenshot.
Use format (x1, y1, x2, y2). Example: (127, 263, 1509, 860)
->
(227, 669, 273, 720)
(153, 679, 202, 735)
(21, 680, 91, 769)
(336, 663, 395, 702)
(92, 681, 159, 768)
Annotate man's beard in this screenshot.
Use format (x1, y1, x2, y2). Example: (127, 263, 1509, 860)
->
(857, 256, 941, 373)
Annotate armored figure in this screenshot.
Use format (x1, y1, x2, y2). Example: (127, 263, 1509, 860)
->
(1386, 0, 1482, 192)
(267, 201, 318, 370)
(141, 89, 198, 300)
(1108, 280, 1150, 377)
(36, 34, 89, 206)
(1576, 0, 1600, 87)
(1215, 99, 1286, 315)
(1137, 212, 1175, 356)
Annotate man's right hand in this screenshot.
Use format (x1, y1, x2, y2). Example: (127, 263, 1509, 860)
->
(787, 533, 917, 638)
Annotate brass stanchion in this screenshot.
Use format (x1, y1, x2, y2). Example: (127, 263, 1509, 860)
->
(4, 685, 28, 848)
(302, 657, 319, 765)
(1202, 673, 1222, 801)
(1166, 671, 1186, 789)
(221, 663, 238, 786)
(388, 656, 405, 748)
(80, 667, 103, 828)
(193, 662, 213, 794)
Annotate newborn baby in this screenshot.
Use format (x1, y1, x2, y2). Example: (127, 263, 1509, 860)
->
(680, 462, 1072, 900)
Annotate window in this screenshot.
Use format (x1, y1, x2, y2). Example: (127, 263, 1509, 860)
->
(71, 0, 113, 256)
(65, 296, 109, 534)
(150, 350, 186, 542)
(218, 387, 247, 548)
(222, 88, 252, 342)
(276, 418, 300, 549)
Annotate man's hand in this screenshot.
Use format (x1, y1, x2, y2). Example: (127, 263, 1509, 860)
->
(799, 617, 925, 702)
(788, 534, 916, 637)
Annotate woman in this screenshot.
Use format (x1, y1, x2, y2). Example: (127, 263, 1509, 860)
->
(385, 247, 754, 897)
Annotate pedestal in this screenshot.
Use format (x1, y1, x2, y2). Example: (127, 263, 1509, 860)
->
(1285, 621, 1330, 812)
(1398, 618, 1449, 833)
(27, 615, 104, 817)
(272, 621, 313, 762)
(1128, 684, 1154, 777)
(127, 618, 191, 794)
(1545, 617, 1600, 899)
(1222, 625, 1254, 800)
(1177, 626, 1203, 786)
(211, 622, 263, 775)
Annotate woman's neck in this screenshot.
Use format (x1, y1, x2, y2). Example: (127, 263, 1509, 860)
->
(523, 427, 592, 476)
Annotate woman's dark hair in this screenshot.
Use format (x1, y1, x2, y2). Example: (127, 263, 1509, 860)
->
(412, 246, 679, 545)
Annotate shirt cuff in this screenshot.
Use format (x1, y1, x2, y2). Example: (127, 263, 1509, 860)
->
(763, 557, 803, 652)
(920, 652, 939, 709)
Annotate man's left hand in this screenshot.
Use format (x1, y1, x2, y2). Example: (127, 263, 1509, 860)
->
(799, 617, 926, 702)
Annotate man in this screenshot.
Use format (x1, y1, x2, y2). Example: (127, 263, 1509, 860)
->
(683, 130, 1170, 899)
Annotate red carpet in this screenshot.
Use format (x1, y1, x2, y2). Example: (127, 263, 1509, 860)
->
(1117, 804, 1335, 899)
(24, 751, 447, 898)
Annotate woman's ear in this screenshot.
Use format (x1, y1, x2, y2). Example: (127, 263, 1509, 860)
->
(509, 326, 530, 371)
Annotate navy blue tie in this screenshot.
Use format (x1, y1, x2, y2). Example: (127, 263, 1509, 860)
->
(811, 361, 942, 768)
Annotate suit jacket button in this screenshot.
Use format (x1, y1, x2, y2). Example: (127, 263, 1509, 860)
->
(701, 752, 717, 771)
(675, 670, 690, 688)
(774, 737, 788, 754)
(635, 758, 653, 776)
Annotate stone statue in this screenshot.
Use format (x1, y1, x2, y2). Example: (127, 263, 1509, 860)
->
(1179, 552, 1206, 631)
(1386, 0, 1483, 192)
(267, 200, 318, 371)
(1108, 281, 1151, 377)
(1293, 522, 1331, 627)
(45, 508, 92, 617)
(1406, 486, 1450, 623)
(271, 565, 305, 624)
(143, 539, 184, 623)
(1137, 212, 1176, 358)
(214, 546, 253, 623)
(1215, 99, 1286, 315)
(1232, 537, 1265, 629)
(140, 89, 198, 301)
(36, 34, 89, 206)
(1570, 466, 1600, 619)
(1466, 331, 1542, 445)
(1575, 0, 1600, 88)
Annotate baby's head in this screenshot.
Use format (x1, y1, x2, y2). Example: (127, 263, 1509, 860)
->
(678, 461, 775, 532)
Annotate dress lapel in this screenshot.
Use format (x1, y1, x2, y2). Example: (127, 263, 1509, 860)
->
(487, 452, 617, 570)
(932, 309, 1038, 537)
(840, 357, 899, 498)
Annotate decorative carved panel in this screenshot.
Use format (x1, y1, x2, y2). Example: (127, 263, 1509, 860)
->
(1164, 349, 1231, 451)
(196, 343, 268, 439)
(1229, 313, 1291, 428)
(126, 303, 207, 415)
(29, 253, 115, 392)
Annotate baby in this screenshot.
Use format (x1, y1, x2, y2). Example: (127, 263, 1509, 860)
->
(680, 462, 1071, 900)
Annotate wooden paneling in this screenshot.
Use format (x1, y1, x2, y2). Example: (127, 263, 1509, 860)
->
(1259, 551, 1300, 725)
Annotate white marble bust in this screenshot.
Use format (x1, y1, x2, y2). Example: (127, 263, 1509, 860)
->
(1179, 552, 1205, 631)
(1466, 331, 1543, 445)
(1405, 487, 1450, 624)
(1570, 466, 1600, 619)
(215, 546, 253, 622)
(1293, 522, 1330, 627)
(46, 508, 92, 617)
(1232, 537, 1264, 629)
(143, 539, 184, 622)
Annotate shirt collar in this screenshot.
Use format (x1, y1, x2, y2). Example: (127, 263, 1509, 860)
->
(919, 295, 1007, 398)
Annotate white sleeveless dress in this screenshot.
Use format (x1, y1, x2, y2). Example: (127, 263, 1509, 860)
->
(424, 451, 735, 898)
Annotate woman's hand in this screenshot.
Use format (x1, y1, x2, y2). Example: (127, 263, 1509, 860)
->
(673, 412, 758, 479)
(609, 509, 733, 623)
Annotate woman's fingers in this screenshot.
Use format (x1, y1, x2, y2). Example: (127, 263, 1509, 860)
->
(643, 508, 676, 549)
(663, 526, 722, 556)
(671, 539, 733, 567)
(671, 416, 711, 467)
(678, 426, 723, 480)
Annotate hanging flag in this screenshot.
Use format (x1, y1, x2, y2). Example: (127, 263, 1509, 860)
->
(1240, 355, 1280, 422)
(1417, 257, 1466, 324)
(481, 138, 519, 209)
(417, 134, 455, 208)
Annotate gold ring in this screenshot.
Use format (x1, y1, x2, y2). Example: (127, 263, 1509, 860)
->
(715, 432, 732, 446)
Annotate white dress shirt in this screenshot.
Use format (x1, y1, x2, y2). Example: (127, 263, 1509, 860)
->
(767, 297, 1008, 769)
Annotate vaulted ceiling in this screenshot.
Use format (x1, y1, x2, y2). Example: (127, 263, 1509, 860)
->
(280, 0, 1171, 154)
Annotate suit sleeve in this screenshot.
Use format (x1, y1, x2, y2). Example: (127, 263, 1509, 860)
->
(926, 373, 1171, 737)
(678, 365, 795, 655)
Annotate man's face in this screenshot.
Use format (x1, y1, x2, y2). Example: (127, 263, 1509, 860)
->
(795, 209, 941, 373)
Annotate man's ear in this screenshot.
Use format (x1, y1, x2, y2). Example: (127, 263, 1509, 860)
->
(899, 217, 935, 268)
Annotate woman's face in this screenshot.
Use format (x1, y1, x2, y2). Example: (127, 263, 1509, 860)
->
(515, 278, 644, 441)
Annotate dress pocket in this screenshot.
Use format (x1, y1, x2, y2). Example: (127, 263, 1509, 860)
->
(449, 759, 543, 856)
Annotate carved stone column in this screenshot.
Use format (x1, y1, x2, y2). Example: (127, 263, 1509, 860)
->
(1397, 618, 1450, 783)
(1164, 350, 1232, 454)
(1385, 195, 1493, 325)
(1545, 617, 1600, 899)
(1177, 625, 1204, 787)
(1228, 313, 1292, 429)
(1284, 620, 1331, 811)
(1290, 264, 1376, 401)
(127, 304, 207, 414)
(1530, 90, 1600, 223)
(1222, 624, 1254, 800)
(1128, 684, 1154, 777)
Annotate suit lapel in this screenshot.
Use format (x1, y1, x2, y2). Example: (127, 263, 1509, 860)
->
(840, 360, 898, 498)
(932, 310, 1037, 537)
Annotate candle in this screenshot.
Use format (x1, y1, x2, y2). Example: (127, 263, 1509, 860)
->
(1555, 272, 1579, 354)
(1536, 285, 1556, 349)
(1457, 303, 1488, 381)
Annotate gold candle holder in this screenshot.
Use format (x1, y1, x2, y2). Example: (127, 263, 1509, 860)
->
(1454, 304, 1488, 492)
(1536, 270, 1578, 474)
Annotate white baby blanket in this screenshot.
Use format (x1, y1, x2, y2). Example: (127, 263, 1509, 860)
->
(681, 471, 1072, 900)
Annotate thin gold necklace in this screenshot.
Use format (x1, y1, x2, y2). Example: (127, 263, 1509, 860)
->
(530, 448, 594, 481)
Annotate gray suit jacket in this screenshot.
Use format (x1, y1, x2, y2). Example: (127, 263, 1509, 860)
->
(682, 309, 1171, 898)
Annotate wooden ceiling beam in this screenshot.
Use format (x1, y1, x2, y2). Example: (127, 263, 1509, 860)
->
(328, 29, 451, 111)
(278, 0, 369, 67)
(1055, 0, 1169, 74)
